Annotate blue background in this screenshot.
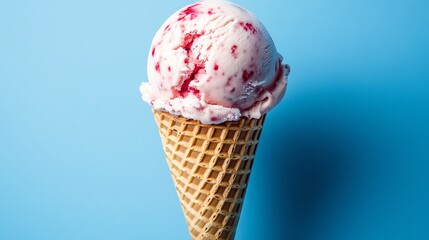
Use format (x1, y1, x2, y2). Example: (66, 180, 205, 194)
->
(1, 0, 428, 239)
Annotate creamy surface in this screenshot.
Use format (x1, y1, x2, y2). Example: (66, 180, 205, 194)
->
(140, 0, 289, 124)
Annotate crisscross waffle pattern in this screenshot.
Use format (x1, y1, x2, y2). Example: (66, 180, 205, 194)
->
(154, 110, 265, 240)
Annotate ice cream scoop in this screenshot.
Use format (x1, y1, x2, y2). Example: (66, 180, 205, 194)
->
(140, 0, 289, 124)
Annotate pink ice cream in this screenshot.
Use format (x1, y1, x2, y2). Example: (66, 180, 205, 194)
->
(140, 0, 290, 124)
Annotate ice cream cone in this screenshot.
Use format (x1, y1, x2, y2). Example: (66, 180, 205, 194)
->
(153, 110, 266, 240)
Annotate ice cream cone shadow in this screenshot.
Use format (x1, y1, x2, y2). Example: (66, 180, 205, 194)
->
(258, 103, 365, 239)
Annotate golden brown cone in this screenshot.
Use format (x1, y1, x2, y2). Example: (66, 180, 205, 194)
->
(153, 110, 266, 240)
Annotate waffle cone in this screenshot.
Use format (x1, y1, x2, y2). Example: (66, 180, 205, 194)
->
(153, 110, 266, 240)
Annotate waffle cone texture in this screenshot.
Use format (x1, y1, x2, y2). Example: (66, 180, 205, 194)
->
(154, 110, 266, 240)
